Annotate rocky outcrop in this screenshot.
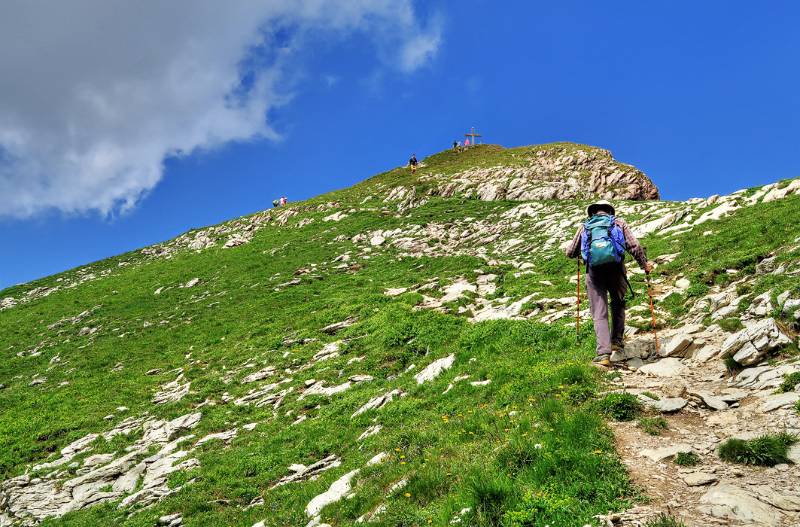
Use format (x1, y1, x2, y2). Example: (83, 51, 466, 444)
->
(422, 145, 659, 202)
(721, 318, 791, 366)
(0, 413, 201, 525)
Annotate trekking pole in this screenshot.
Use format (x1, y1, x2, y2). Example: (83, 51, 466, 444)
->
(645, 273, 660, 354)
(576, 259, 581, 342)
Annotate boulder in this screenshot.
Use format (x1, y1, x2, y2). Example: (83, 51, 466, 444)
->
(693, 345, 722, 363)
(788, 443, 800, 465)
(642, 397, 687, 413)
(699, 484, 782, 526)
(683, 472, 717, 487)
(660, 333, 693, 358)
(756, 256, 777, 275)
(689, 390, 729, 411)
(759, 392, 800, 412)
(720, 318, 791, 366)
(638, 358, 686, 377)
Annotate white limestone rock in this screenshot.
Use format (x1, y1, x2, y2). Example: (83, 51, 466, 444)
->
(642, 397, 687, 413)
(414, 354, 455, 384)
(638, 358, 687, 377)
(720, 318, 791, 366)
(683, 472, 717, 486)
(152, 374, 190, 405)
(351, 389, 404, 418)
(699, 484, 782, 526)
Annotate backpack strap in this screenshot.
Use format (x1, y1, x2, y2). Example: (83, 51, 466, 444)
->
(620, 263, 636, 300)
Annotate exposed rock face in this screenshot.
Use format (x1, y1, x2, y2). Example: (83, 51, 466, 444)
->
(0, 413, 201, 525)
(421, 145, 659, 202)
(720, 318, 791, 366)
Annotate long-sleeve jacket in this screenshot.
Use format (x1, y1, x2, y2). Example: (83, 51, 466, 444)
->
(565, 216, 648, 270)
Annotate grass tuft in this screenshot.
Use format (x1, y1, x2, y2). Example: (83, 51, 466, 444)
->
(593, 393, 643, 421)
(717, 433, 798, 466)
(673, 452, 700, 466)
(638, 417, 669, 436)
(645, 513, 687, 527)
(465, 470, 519, 527)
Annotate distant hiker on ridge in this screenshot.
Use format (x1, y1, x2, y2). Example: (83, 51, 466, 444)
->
(565, 200, 653, 368)
(408, 153, 418, 174)
(272, 198, 280, 208)
(452, 140, 458, 151)
(280, 196, 288, 206)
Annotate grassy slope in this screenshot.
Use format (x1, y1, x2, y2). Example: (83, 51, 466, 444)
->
(1, 146, 799, 527)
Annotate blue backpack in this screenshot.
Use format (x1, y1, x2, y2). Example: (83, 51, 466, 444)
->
(581, 215, 626, 267)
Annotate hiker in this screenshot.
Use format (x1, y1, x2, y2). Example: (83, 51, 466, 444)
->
(408, 153, 418, 174)
(464, 137, 470, 148)
(272, 199, 280, 208)
(565, 200, 654, 367)
(279, 196, 288, 206)
(452, 140, 458, 151)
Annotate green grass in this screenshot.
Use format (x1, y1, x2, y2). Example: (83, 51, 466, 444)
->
(645, 513, 687, 527)
(592, 393, 643, 422)
(718, 433, 798, 466)
(673, 452, 700, 467)
(777, 372, 800, 393)
(638, 417, 669, 436)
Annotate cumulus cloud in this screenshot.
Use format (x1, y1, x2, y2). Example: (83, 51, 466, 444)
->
(0, 0, 441, 218)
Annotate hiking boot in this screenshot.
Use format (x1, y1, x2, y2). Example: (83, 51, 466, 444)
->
(611, 342, 625, 353)
(592, 354, 612, 368)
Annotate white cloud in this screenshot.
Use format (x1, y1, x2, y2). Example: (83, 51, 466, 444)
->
(0, 0, 442, 218)
(399, 19, 443, 72)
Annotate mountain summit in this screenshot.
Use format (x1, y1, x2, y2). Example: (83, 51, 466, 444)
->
(362, 143, 659, 205)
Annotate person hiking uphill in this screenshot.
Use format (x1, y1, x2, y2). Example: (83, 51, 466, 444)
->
(565, 200, 654, 367)
(408, 154, 418, 174)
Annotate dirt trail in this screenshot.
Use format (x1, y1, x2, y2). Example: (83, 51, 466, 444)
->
(600, 338, 800, 527)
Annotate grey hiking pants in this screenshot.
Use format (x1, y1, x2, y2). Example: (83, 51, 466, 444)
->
(586, 264, 628, 356)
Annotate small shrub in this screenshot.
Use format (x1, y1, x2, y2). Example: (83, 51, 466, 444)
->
(714, 273, 731, 286)
(673, 452, 700, 466)
(736, 283, 753, 296)
(645, 513, 687, 527)
(718, 433, 798, 466)
(686, 283, 709, 298)
(795, 400, 800, 414)
(718, 318, 744, 333)
(638, 417, 669, 436)
(641, 391, 660, 401)
(593, 393, 643, 421)
(777, 372, 800, 393)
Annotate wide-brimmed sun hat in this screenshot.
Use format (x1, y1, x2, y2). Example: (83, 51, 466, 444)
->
(586, 200, 615, 217)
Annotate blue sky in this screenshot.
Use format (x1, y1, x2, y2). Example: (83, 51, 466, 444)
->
(2, 0, 799, 290)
